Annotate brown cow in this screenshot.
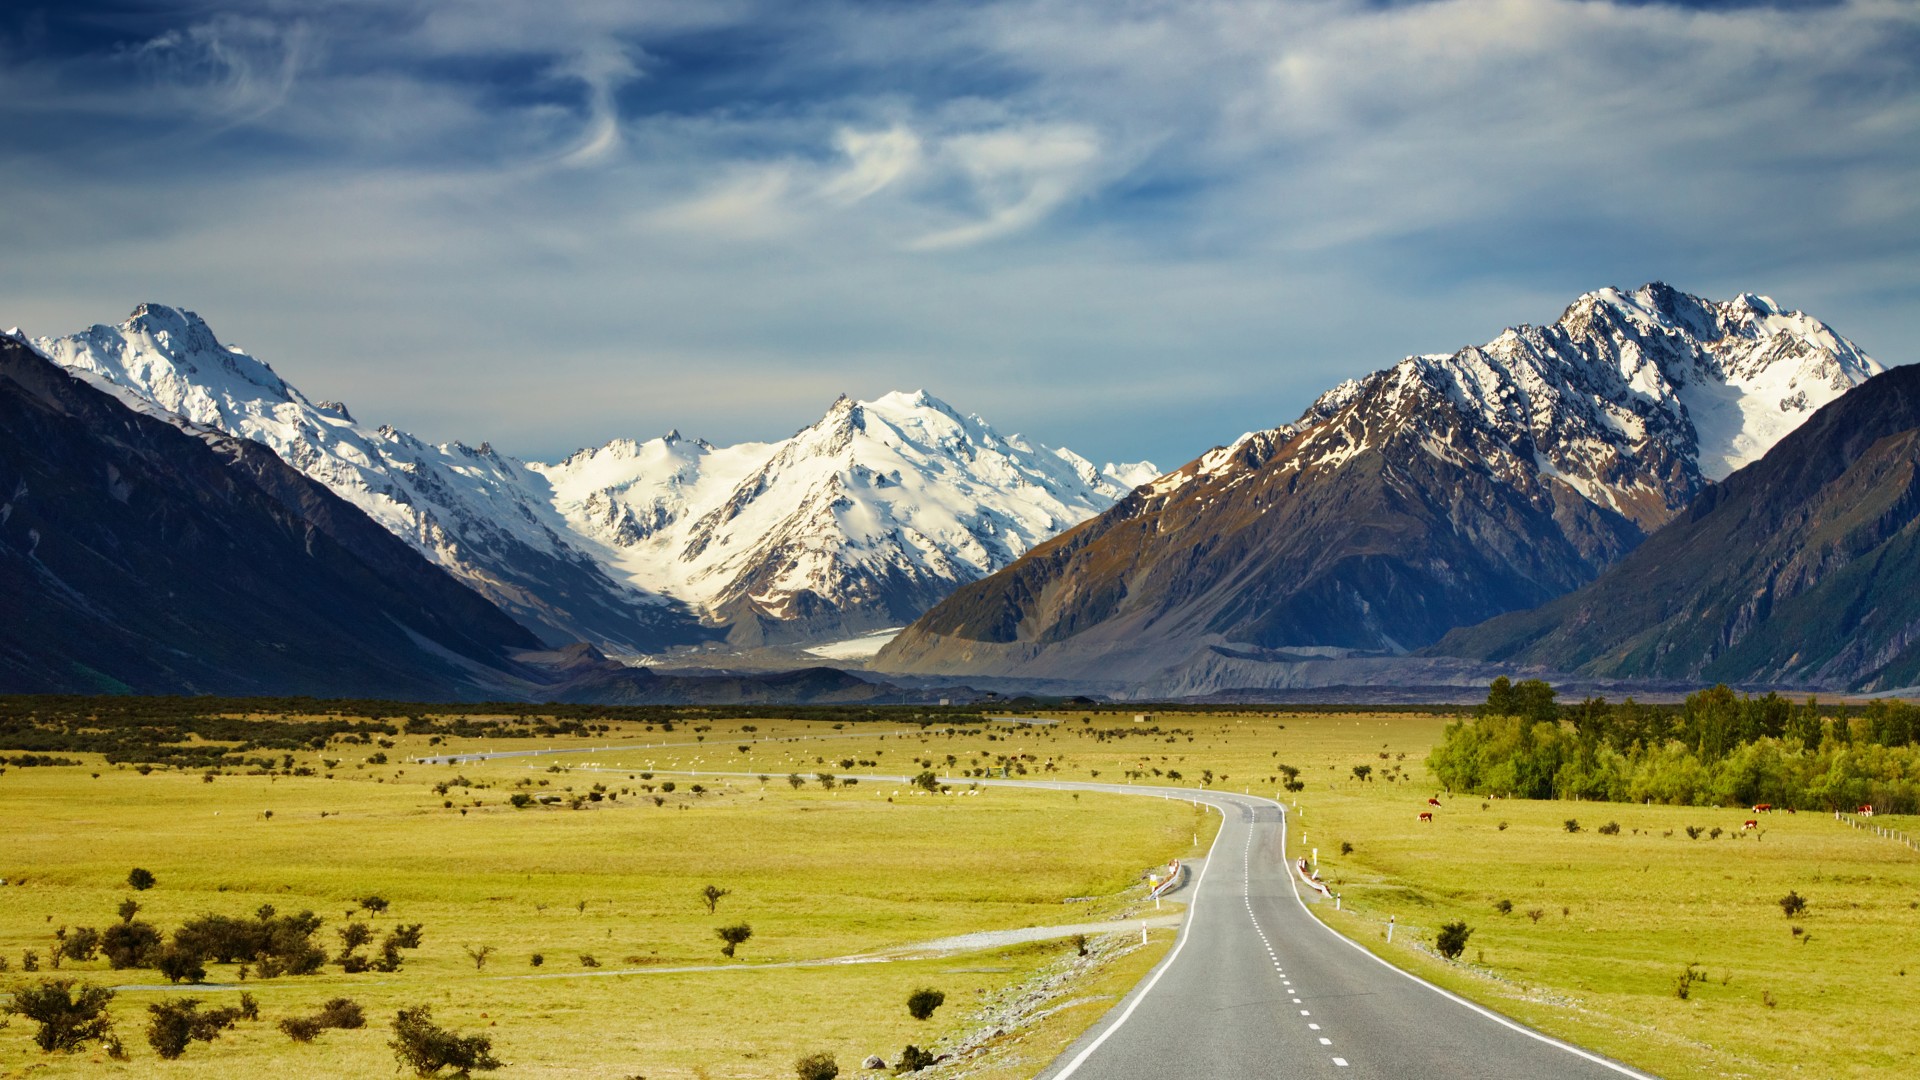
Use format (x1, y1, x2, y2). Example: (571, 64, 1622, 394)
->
(1743, 820, 1758, 830)
(1427, 797, 1443, 807)
(1860, 805, 1876, 817)
(1418, 811, 1434, 822)
(1753, 803, 1772, 813)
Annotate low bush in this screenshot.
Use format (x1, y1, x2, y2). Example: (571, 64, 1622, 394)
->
(389, 1005, 500, 1077)
(906, 988, 945, 1020)
(1436, 921, 1473, 960)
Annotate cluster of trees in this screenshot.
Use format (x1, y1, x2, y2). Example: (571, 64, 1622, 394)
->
(45, 894, 422, 983)
(1430, 679, 1920, 811)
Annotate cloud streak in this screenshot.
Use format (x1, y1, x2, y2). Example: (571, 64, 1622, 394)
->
(0, 0, 1915, 470)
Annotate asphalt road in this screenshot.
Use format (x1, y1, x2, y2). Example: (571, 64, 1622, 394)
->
(1038, 789, 1652, 1080)
(414, 743, 1653, 1078)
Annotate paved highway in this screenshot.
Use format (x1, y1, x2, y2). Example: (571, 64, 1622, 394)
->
(1040, 789, 1651, 1080)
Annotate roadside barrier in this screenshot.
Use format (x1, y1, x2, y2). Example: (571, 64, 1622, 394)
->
(1148, 859, 1184, 899)
(1294, 857, 1331, 897)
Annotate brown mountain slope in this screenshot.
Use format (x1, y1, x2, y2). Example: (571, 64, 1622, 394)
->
(1430, 364, 1920, 691)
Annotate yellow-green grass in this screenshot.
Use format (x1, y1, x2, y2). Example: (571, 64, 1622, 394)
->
(0, 729, 1208, 1078)
(548, 709, 1920, 1079)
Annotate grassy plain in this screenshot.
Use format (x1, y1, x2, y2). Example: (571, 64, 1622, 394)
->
(0, 715, 1212, 1079)
(5, 706, 1917, 1079)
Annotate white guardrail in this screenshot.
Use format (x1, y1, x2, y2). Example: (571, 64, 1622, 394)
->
(1148, 859, 1184, 899)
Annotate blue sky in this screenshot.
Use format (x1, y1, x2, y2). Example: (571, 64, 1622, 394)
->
(2, 0, 1915, 469)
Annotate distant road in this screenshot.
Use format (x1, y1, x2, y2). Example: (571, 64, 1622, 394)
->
(419, 744, 1652, 1079)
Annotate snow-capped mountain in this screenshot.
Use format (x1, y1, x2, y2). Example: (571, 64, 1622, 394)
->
(34, 305, 708, 653)
(877, 283, 1883, 686)
(33, 305, 1154, 651)
(532, 391, 1158, 644)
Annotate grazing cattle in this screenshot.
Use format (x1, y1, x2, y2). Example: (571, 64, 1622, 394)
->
(1743, 820, 1758, 830)
(1418, 811, 1434, 822)
(1859, 805, 1875, 817)
(1427, 797, 1443, 807)
(1753, 803, 1772, 813)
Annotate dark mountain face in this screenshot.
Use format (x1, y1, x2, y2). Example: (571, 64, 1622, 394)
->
(1431, 364, 1920, 691)
(0, 336, 542, 697)
(874, 285, 1879, 687)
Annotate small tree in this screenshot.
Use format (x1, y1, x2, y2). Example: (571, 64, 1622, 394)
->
(1351, 765, 1372, 782)
(389, 1006, 500, 1077)
(906, 988, 945, 1020)
(6, 979, 119, 1053)
(1779, 891, 1807, 917)
(716, 923, 754, 958)
(463, 945, 495, 971)
(127, 868, 156, 891)
(794, 1051, 839, 1080)
(787, 773, 806, 789)
(1436, 921, 1473, 960)
(701, 884, 731, 914)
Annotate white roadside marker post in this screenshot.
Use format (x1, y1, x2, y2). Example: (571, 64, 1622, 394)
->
(1388, 915, 1395, 943)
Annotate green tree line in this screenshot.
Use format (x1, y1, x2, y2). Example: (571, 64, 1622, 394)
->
(1429, 678, 1920, 812)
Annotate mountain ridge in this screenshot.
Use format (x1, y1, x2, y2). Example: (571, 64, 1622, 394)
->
(875, 283, 1882, 688)
(34, 306, 1152, 651)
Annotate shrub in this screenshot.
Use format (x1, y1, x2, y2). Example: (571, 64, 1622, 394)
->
(1780, 891, 1808, 917)
(794, 1051, 839, 1080)
(60, 926, 101, 963)
(895, 1044, 937, 1072)
(281, 997, 366, 1042)
(529, 953, 544, 968)
(716, 923, 754, 958)
(146, 997, 246, 1059)
(1597, 822, 1620, 835)
(155, 945, 207, 985)
(701, 884, 730, 914)
(360, 896, 391, 915)
(5, 978, 118, 1053)
(101, 920, 162, 969)
(389, 1006, 500, 1077)
(1685, 826, 1703, 840)
(1675, 963, 1706, 1000)
(1493, 899, 1513, 915)
(127, 868, 156, 891)
(788, 773, 806, 789)
(1436, 921, 1473, 960)
(1564, 819, 1581, 833)
(464, 945, 495, 971)
(906, 988, 945, 1020)
(509, 793, 534, 809)
(660, 781, 676, 793)
(1339, 841, 1354, 855)
(578, 954, 599, 968)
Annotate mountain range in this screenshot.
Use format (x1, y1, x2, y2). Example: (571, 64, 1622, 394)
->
(8, 282, 1906, 700)
(1433, 363, 1920, 692)
(35, 305, 1152, 654)
(874, 284, 1884, 690)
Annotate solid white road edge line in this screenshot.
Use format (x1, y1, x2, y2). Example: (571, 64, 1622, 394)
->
(1273, 798, 1658, 1080)
(1048, 802, 1228, 1080)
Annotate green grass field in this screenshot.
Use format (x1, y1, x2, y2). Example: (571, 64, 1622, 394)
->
(4, 706, 1916, 1078)
(0, 716, 1212, 1078)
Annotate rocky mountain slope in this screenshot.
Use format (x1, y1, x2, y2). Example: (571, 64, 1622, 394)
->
(875, 284, 1882, 688)
(534, 391, 1155, 645)
(0, 332, 544, 697)
(36, 305, 707, 653)
(1431, 364, 1920, 692)
(36, 306, 1149, 651)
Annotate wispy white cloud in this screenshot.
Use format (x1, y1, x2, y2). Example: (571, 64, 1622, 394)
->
(0, 0, 1916, 471)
